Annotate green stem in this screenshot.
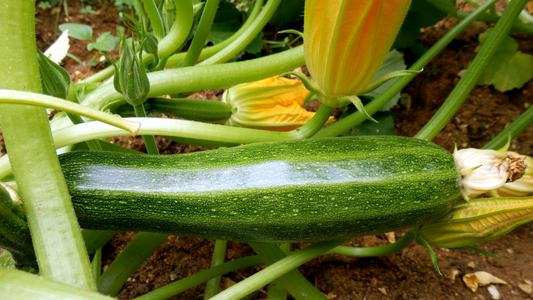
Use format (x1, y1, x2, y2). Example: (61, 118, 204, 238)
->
(133, 104, 160, 155)
(0, 106, 333, 179)
(203, 240, 228, 299)
(83, 230, 118, 256)
(91, 248, 102, 282)
(156, 0, 193, 60)
(134, 236, 414, 300)
(0, 267, 114, 300)
(142, 0, 165, 39)
(65, 112, 103, 151)
(415, 0, 528, 141)
(97, 232, 169, 296)
(0, 89, 140, 135)
(116, 98, 232, 122)
(81, 45, 305, 112)
(199, 0, 281, 65)
(210, 240, 347, 300)
(249, 243, 329, 300)
(135, 256, 263, 300)
(178, 0, 220, 68)
(80, 0, 264, 84)
(324, 230, 415, 257)
(266, 244, 290, 300)
(0, 0, 95, 290)
(482, 103, 533, 149)
(314, 0, 499, 138)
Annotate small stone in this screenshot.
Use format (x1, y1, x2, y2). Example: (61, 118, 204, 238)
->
(378, 287, 387, 295)
(384, 232, 396, 243)
(488, 285, 501, 299)
(450, 269, 460, 283)
(467, 261, 476, 269)
(518, 282, 533, 294)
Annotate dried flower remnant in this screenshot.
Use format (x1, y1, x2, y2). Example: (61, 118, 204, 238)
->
(497, 152, 533, 197)
(454, 148, 510, 199)
(463, 271, 507, 292)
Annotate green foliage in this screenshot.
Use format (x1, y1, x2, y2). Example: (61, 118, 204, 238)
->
(363, 50, 408, 111)
(206, 2, 242, 44)
(80, 5, 97, 14)
(59, 23, 119, 52)
(476, 28, 533, 92)
(59, 23, 93, 41)
(393, 0, 447, 49)
(268, 0, 304, 26)
(340, 111, 395, 137)
(88, 32, 119, 51)
(206, 2, 263, 59)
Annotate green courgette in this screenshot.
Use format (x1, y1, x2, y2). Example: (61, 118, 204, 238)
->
(59, 136, 462, 243)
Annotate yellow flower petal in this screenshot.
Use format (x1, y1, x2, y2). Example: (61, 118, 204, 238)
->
(304, 0, 412, 98)
(223, 76, 334, 131)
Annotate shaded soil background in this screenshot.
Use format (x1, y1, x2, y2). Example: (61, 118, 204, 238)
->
(1, 1, 533, 299)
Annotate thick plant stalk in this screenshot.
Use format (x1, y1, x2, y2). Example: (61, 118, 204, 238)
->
(0, 0, 95, 290)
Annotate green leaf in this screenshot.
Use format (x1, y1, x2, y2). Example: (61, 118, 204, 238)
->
(244, 32, 263, 55)
(476, 28, 533, 92)
(59, 23, 93, 41)
(268, 0, 304, 26)
(361, 50, 407, 111)
(424, 0, 457, 16)
(87, 32, 118, 51)
(341, 111, 395, 137)
(206, 2, 242, 45)
(393, 0, 446, 49)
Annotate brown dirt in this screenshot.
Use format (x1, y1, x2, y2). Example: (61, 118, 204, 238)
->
(2, 1, 533, 299)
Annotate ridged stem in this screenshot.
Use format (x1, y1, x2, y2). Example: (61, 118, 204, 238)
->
(199, 0, 281, 65)
(0, 0, 95, 290)
(131, 236, 414, 300)
(97, 232, 169, 296)
(0, 267, 113, 300)
(203, 240, 228, 299)
(482, 103, 533, 149)
(414, 0, 529, 141)
(142, 0, 164, 39)
(249, 243, 329, 300)
(265, 243, 290, 300)
(313, 0, 500, 138)
(133, 103, 160, 154)
(210, 240, 347, 300)
(80, 45, 305, 112)
(178, 0, 221, 68)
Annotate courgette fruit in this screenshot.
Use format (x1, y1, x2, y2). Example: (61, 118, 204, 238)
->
(59, 136, 462, 243)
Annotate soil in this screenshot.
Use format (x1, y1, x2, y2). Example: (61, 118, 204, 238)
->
(2, 1, 533, 299)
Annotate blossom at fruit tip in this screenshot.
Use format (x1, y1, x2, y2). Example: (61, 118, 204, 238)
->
(222, 76, 333, 131)
(496, 152, 533, 197)
(304, 0, 412, 100)
(454, 148, 510, 199)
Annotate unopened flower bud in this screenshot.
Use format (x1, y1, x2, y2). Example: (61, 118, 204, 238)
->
(37, 49, 71, 100)
(417, 197, 533, 248)
(113, 36, 150, 106)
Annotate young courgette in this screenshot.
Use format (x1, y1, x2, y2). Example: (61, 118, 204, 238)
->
(59, 136, 462, 243)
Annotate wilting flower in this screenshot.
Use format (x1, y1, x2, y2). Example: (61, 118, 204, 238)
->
(222, 76, 333, 131)
(496, 152, 533, 197)
(454, 148, 511, 199)
(303, 0, 412, 108)
(417, 197, 533, 249)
